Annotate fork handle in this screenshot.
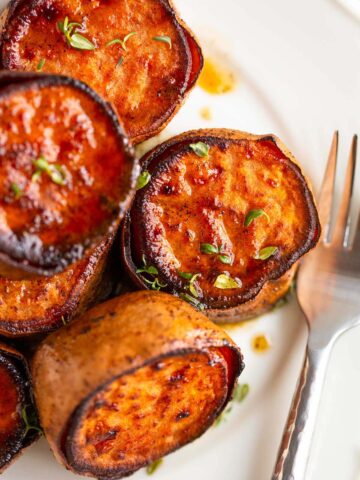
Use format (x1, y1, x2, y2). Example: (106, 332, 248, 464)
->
(272, 343, 332, 480)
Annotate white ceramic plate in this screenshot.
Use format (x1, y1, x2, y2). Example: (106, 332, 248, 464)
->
(2, 1, 360, 479)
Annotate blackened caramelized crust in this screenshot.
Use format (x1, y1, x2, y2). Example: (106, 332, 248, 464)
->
(122, 129, 320, 319)
(32, 291, 243, 478)
(0, 235, 114, 338)
(0, 343, 39, 473)
(0, 0, 203, 144)
(0, 73, 137, 277)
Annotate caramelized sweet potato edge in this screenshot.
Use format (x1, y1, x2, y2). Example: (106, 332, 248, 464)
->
(121, 129, 320, 313)
(0, 72, 137, 278)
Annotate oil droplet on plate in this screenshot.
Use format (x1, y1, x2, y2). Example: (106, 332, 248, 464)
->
(198, 57, 237, 95)
(199, 106, 213, 121)
(252, 334, 271, 353)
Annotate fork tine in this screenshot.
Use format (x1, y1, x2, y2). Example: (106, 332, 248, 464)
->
(332, 134, 358, 248)
(318, 131, 338, 244)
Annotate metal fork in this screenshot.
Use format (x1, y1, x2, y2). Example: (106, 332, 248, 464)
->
(273, 132, 359, 480)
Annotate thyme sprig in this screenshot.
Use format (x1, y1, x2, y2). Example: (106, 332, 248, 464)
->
(58, 17, 96, 50)
(21, 405, 43, 438)
(136, 255, 167, 291)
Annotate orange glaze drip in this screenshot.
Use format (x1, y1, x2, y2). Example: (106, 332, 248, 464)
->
(198, 57, 236, 94)
(252, 334, 272, 353)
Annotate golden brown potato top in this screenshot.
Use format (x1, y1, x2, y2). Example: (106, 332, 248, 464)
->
(130, 133, 320, 309)
(1, 0, 197, 142)
(0, 79, 133, 274)
(66, 350, 228, 476)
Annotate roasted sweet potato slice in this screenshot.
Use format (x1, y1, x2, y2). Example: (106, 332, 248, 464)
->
(0, 343, 40, 473)
(121, 129, 320, 322)
(0, 235, 114, 337)
(0, 72, 137, 278)
(0, 0, 203, 144)
(32, 291, 243, 478)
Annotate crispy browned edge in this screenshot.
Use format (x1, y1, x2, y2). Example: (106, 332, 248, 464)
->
(0, 0, 204, 146)
(31, 291, 243, 477)
(0, 71, 138, 279)
(0, 234, 115, 338)
(0, 342, 40, 473)
(121, 129, 321, 323)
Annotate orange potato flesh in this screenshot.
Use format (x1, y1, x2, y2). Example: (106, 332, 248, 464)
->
(0, 76, 135, 276)
(0, 236, 112, 337)
(0, 0, 203, 144)
(127, 130, 320, 311)
(67, 350, 227, 476)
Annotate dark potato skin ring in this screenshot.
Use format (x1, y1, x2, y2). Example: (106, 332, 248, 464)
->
(0, 72, 137, 278)
(0, 342, 40, 473)
(121, 129, 321, 323)
(0, 234, 114, 338)
(0, 0, 203, 144)
(32, 291, 243, 479)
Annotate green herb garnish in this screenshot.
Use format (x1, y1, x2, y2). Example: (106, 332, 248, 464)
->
(214, 404, 233, 427)
(58, 17, 96, 50)
(136, 255, 167, 291)
(36, 58, 46, 71)
(190, 142, 210, 157)
(61, 316, 68, 326)
(255, 246, 278, 261)
(244, 209, 269, 227)
(117, 56, 124, 68)
(153, 35, 172, 49)
(106, 32, 137, 50)
(32, 155, 67, 186)
(178, 293, 205, 311)
(136, 171, 151, 190)
(179, 271, 201, 297)
(146, 458, 163, 475)
(10, 183, 23, 199)
(200, 243, 233, 265)
(233, 383, 250, 402)
(21, 405, 43, 438)
(214, 274, 242, 290)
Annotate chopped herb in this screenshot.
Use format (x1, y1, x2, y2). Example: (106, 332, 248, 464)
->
(190, 142, 210, 157)
(214, 274, 242, 290)
(255, 246, 278, 261)
(58, 16, 96, 50)
(106, 32, 137, 50)
(178, 272, 201, 297)
(117, 56, 124, 68)
(61, 316, 68, 326)
(153, 35, 172, 49)
(136, 255, 166, 291)
(21, 405, 43, 438)
(218, 254, 232, 265)
(10, 183, 22, 199)
(32, 155, 67, 186)
(178, 271, 193, 280)
(244, 209, 270, 227)
(136, 171, 151, 190)
(146, 458, 163, 475)
(36, 58, 46, 71)
(214, 404, 233, 427)
(233, 383, 250, 402)
(201, 243, 233, 265)
(179, 293, 205, 311)
(200, 243, 219, 255)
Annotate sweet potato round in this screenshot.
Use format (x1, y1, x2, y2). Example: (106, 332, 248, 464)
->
(0, 72, 137, 278)
(0, 343, 39, 473)
(121, 129, 320, 322)
(0, 235, 114, 337)
(32, 291, 243, 478)
(0, 0, 203, 144)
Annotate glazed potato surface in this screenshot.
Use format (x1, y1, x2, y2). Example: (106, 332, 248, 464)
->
(68, 351, 228, 477)
(129, 131, 320, 310)
(0, 0, 202, 143)
(0, 77, 135, 275)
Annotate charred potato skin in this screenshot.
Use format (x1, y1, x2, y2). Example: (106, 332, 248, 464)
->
(0, 234, 114, 338)
(32, 291, 243, 477)
(121, 129, 320, 322)
(0, 0, 203, 145)
(0, 72, 138, 278)
(0, 342, 39, 473)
